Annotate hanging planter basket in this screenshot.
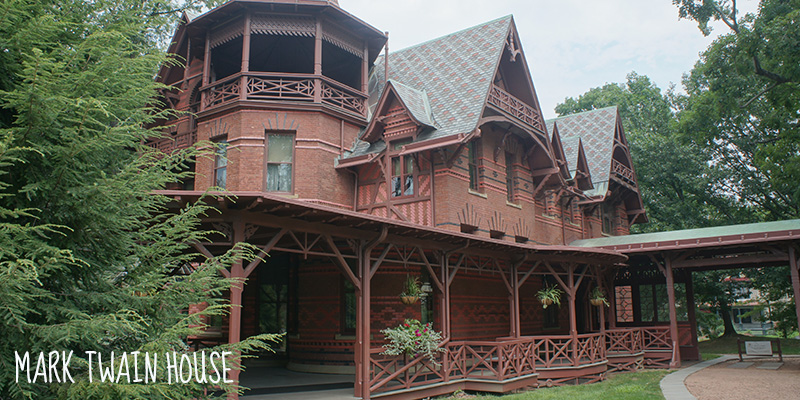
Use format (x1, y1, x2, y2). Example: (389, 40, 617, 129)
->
(400, 295, 419, 305)
(590, 298, 605, 306)
(540, 298, 553, 307)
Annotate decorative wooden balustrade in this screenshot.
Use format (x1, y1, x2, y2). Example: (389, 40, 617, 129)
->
(487, 84, 545, 133)
(368, 333, 608, 397)
(146, 128, 197, 153)
(641, 326, 673, 368)
(611, 159, 636, 184)
(201, 72, 367, 117)
(605, 328, 645, 372)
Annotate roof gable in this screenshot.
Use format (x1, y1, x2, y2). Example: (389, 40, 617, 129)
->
(361, 80, 434, 142)
(545, 106, 618, 187)
(368, 16, 513, 143)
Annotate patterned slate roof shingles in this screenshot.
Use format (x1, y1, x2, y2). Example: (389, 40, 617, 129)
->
(546, 106, 618, 186)
(346, 15, 513, 159)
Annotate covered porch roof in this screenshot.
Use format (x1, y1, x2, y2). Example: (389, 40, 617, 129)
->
(570, 219, 800, 254)
(155, 190, 627, 265)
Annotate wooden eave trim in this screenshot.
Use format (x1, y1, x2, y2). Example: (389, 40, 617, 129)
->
(335, 152, 382, 169)
(154, 190, 627, 264)
(397, 132, 468, 156)
(593, 229, 800, 255)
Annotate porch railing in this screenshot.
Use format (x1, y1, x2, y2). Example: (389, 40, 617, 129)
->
(606, 328, 644, 354)
(368, 333, 606, 395)
(200, 72, 367, 118)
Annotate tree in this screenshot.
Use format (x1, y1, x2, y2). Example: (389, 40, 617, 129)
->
(0, 1, 274, 398)
(673, 0, 800, 335)
(674, 0, 800, 220)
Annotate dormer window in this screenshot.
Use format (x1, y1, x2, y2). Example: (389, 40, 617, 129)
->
(390, 139, 414, 197)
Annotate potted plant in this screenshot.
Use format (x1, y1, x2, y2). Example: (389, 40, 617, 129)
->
(537, 285, 563, 309)
(381, 319, 445, 364)
(400, 275, 422, 304)
(590, 287, 610, 307)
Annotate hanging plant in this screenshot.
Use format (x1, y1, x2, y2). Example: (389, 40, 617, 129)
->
(400, 274, 422, 305)
(537, 285, 563, 309)
(590, 287, 610, 307)
(381, 319, 445, 364)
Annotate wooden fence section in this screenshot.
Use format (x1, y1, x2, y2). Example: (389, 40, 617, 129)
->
(368, 333, 611, 397)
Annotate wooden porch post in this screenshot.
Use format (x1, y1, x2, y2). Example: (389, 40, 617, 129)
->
(227, 218, 245, 399)
(357, 244, 372, 400)
(568, 265, 578, 366)
(512, 262, 521, 338)
(605, 272, 617, 329)
(665, 257, 681, 368)
(789, 246, 800, 335)
(686, 271, 699, 359)
(201, 31, 211, 111)
(313, 18, 323, 103)
(240, 13, 251, 101)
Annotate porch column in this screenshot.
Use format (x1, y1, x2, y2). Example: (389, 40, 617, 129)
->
(227, 217, 246, 399)
(441, 252, 451, 339)
(665, 257, 681, 368)
(313, 18, 323, 103)
(201, 31, 210, 111)
(356, 244, 371, 400)
(605, 273, 617, 329)
(686, 271, 699, 358)
(240, 13, 251, 101)
(568, 265, 578, 366)
(512, 262, 521, 338)
(789, 246, 800, 335)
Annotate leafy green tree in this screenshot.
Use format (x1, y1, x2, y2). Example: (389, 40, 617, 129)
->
(0, 1, 275, 398)
(672, 0, 800, 335)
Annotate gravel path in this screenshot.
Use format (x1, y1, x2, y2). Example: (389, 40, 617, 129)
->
(685, 356, 800, 400)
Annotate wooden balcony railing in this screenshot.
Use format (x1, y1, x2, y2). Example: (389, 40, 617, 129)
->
(200, 72, 367, 118)
(641, 326, 672, 351)
(146, 126, 197, 153)
(487, 84, 545, 133)
(611, 159, 636, 184)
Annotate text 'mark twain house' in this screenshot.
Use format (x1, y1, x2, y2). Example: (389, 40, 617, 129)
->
(148, 1, 800, 399)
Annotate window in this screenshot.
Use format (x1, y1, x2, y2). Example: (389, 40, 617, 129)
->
(214, 140, 228, 188)
(602, 203, 616, 235)
(266, 133, 294, 192)
(341, 278, 356, 334)
(505, 151, 515, 202)
(390, 139, 414, 197)
(468, 140, 480, 191)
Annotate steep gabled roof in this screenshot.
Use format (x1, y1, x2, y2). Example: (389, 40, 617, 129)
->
(545, 106, 618, 189)
(387, 80, 437, 128)
(344, 15, 514, 159)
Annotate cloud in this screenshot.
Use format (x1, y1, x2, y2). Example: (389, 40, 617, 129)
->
(341, 0, 759, 118)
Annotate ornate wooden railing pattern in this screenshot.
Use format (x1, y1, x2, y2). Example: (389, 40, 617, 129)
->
(368, 333, 608, 395)
(641, 326, 672, 351)
(146, 129, 197, 153)
(611, 159, 636, 184)
(606, 328, 643, 354)
(201, 72, 367, 117)
(487, 84, 545, 133)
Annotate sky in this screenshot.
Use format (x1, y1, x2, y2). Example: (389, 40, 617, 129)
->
(341, 0, 760, 119)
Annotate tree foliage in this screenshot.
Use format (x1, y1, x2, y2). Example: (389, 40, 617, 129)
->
(0, 1, 275, 398)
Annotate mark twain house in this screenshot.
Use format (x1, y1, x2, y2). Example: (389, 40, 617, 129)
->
(148, 1, 800, 399)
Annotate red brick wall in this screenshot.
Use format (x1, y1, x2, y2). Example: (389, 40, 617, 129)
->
(449, 270, 511, 340)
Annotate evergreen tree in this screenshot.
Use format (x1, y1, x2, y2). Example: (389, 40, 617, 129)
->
(0, 1, 276, 398)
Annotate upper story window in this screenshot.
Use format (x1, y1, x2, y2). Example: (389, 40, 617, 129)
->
(266, 133, 294, 192)
(214, 140, 228, 188)
(468, 140, 481, 191)
(505, 151, 515, 202)
(390, 139, 414, 197)
(602, 203, 616, 235)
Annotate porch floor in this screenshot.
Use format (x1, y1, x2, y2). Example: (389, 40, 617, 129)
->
(240, 367, 356, 400)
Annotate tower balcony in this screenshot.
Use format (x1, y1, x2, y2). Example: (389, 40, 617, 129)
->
(200, 71, 367, 118)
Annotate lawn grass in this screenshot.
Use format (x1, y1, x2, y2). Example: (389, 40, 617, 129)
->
(437, 370, 670, 400)
(698, 334, 800, 355)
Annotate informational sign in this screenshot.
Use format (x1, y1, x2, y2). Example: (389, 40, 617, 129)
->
(745, 341, 773, 356)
